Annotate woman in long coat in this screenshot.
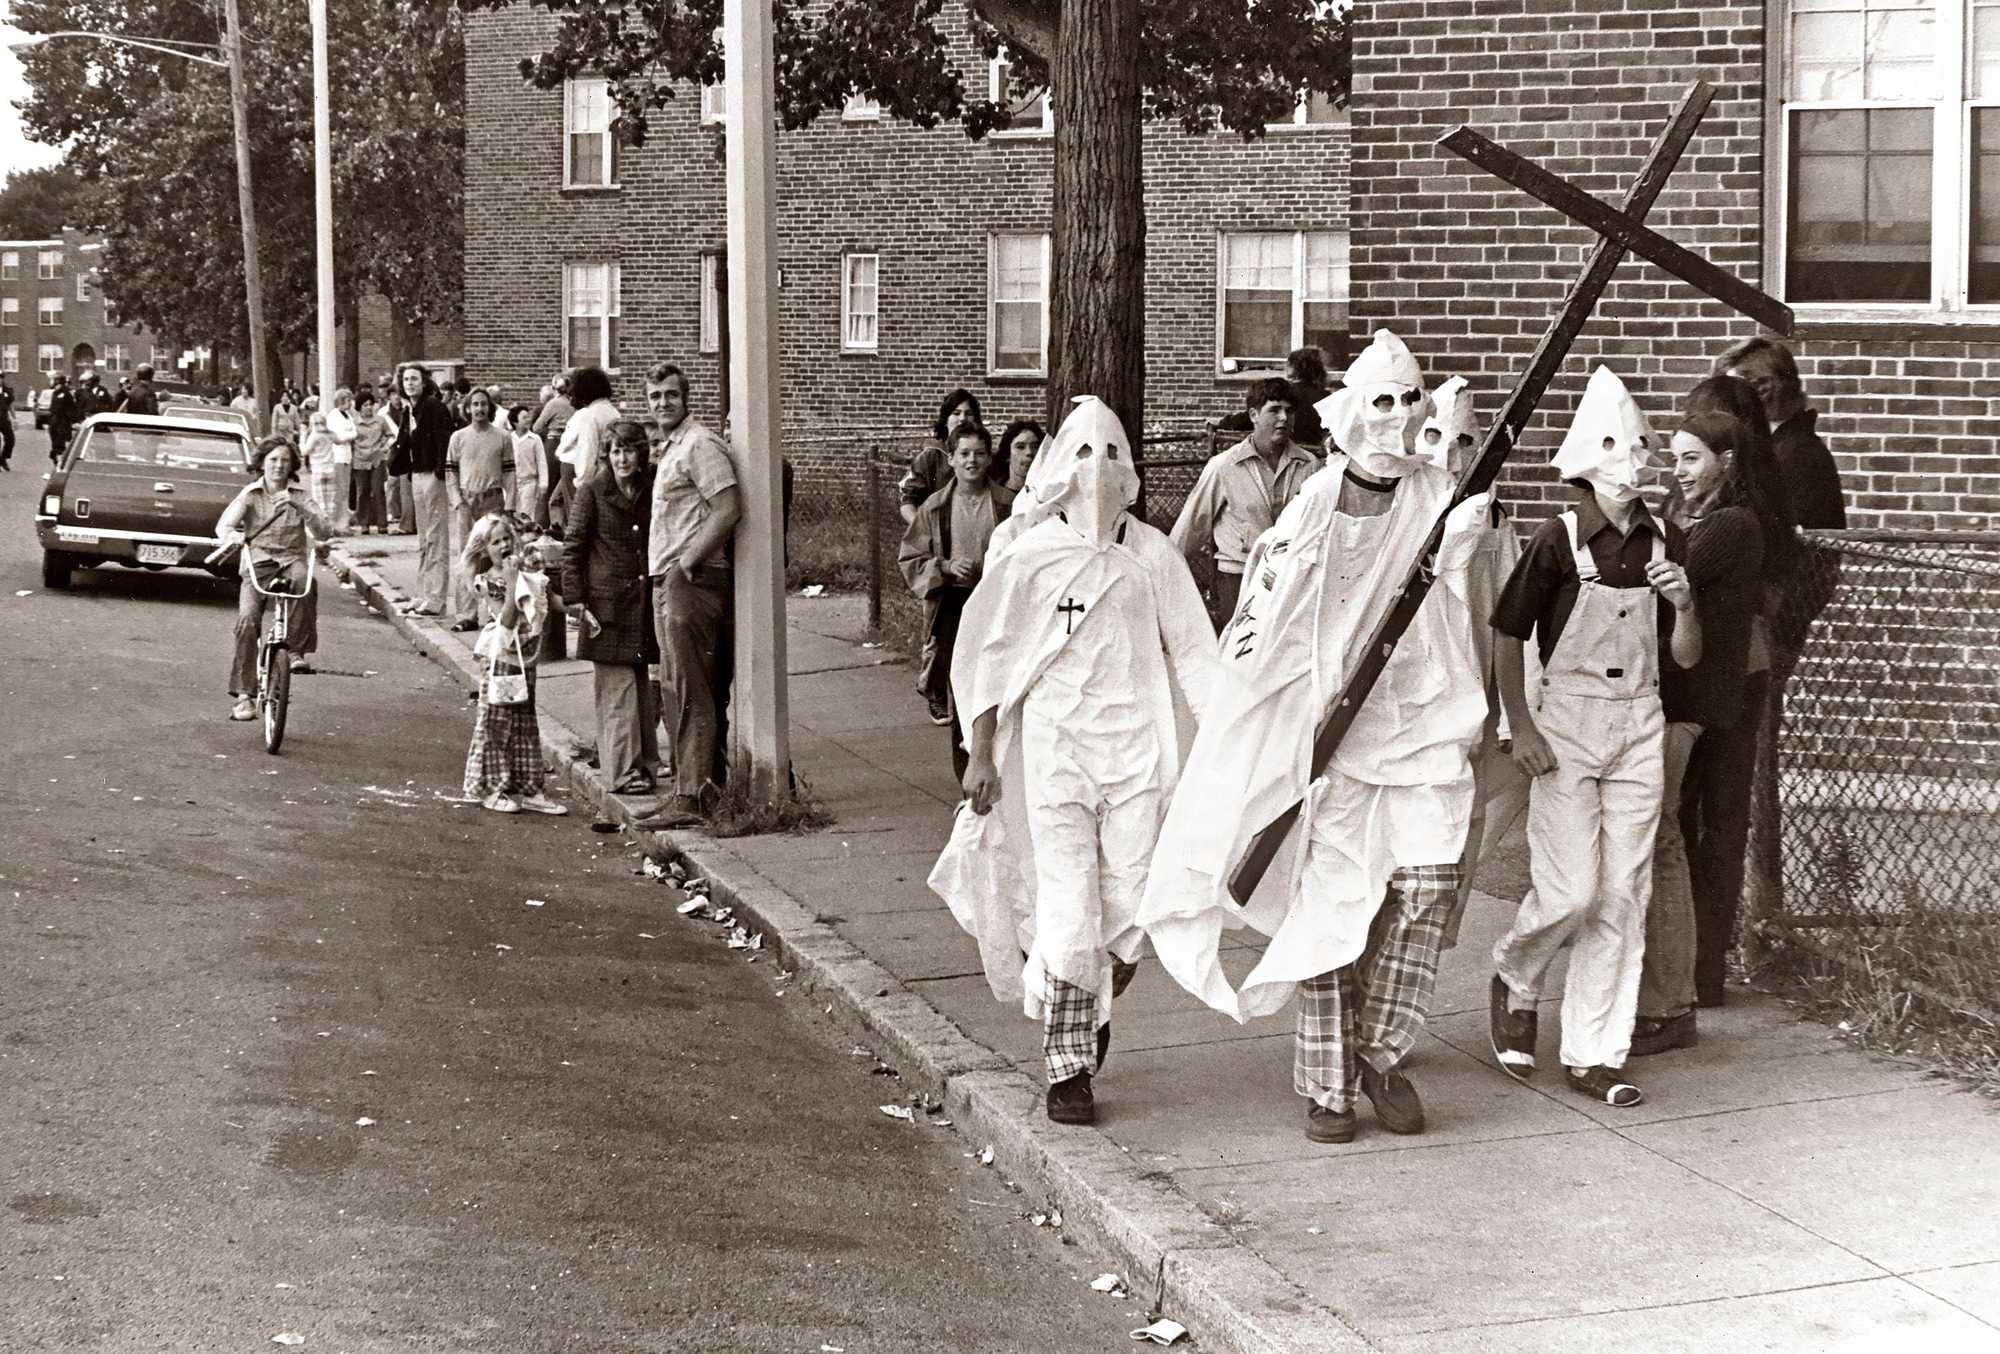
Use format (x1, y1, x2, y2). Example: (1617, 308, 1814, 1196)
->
(563, 417, 663, 797)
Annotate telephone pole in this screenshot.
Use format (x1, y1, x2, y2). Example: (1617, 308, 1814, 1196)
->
(222, 0, 270, 433)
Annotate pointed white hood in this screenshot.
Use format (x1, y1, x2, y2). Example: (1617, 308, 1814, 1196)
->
(1552, 365, 1655, 504)
(1314, 328, 1433, 479)
(1419, 376, 1480, 472)
(1019, 395, 1141, 548)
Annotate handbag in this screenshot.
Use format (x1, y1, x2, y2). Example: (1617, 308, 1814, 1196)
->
(484, 628, 530, 706)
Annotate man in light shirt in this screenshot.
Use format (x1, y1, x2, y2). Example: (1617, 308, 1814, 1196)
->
(1170, 376, 1322, 633)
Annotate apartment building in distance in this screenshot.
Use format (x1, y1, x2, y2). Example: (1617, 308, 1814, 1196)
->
(462, 5, 1351, 490)
(0, 229, 159, 391)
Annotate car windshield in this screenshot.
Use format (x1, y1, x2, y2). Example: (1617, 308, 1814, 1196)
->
(78, 425, 248, 471)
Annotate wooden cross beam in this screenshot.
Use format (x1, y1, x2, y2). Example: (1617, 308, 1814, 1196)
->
(1227, 79, 1792, 906)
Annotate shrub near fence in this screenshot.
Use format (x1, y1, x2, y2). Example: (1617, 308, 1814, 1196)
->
(1759, 530, 2000, 1064)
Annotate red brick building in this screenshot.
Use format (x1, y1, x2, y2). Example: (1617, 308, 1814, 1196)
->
(463, 6, 1350, 491)
(0, 230, 158, 389)
(1353, 1, 2000, 531)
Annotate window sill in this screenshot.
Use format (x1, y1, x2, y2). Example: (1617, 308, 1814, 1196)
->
(560, 183, 623, 196)
(838, 346, 879, 357)
(989, 129, 1053, 140)
(1214, 367, 1286, 382)
(1788, 317, 2000, 343)
(986, 370, 1047, 383)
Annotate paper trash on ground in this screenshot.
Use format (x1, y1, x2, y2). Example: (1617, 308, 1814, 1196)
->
(877, 1104, 915, 1122)
(524, 899, 546, 907)
(1129, 1318, 1189, 1346)
(1090, 1273, 1127, 1295)
(675, 899, 706, 916)
(272, 1336, 306, 1348)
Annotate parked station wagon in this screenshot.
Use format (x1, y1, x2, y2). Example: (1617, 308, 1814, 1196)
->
(34, 413, 255, 590)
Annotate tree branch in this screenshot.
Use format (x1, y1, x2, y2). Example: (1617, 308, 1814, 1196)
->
(971, 0, 1055, 65)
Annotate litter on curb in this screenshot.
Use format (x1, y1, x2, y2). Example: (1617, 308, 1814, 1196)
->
(878, 1104, 915, 1122)
(1130, 1318, 1189, 1346)
(1090, 1273, 1128, 1296)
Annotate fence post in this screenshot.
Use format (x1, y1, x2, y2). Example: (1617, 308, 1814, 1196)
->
(867, 445, 882, 632)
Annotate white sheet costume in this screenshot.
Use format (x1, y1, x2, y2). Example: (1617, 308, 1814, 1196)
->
(928, 397, 1217, 1104)
(1141, 331, 1506, 1127)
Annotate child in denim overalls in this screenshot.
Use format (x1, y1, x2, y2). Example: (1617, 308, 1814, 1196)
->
(1486, 366, 1702, 1108)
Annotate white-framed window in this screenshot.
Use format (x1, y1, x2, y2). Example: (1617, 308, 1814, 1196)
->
(988, 232, 1050, 376)
(38, 297, 62, 326)
(562, 261, 621, 369)
(990, 49, 1052, 135)
(37, 343, 62, 374)
(1775, 0, 2000, 312)
(77, 271, 92, 302)
(842, 90, 881, 120)
(104, 343, 129, 373)
(842, 252, 880, 350)
(1269, 88, 1345, 128)
(1, 344, 16, 373)
(1, 298, 16, 326)
(1216, 230, 1349, 375)
(37, 250, 62, 280)
(699, 250, 722, 354)
(564, 77, 619, 188)
(702, 28, 728, 124)
(0, 251, 17, 280)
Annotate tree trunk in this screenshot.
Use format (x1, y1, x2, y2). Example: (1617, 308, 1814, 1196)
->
(388, 305, 416, 367)
(337, 290, 361, 391)
(1046, 0, 1145, 466)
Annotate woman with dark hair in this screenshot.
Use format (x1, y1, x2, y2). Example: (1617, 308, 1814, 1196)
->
(898, 387, 984, 524)
(391, 362, 455, 617)
(552, 365, 620, 532)
(1633, 403, 1785, 1052)
(992, 417, 1045, 493)
(215, 438, 331, 720)
(564, 418, 664, 805)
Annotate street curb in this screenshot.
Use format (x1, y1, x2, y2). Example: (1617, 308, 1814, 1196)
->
(327, 543, 1370, 1354)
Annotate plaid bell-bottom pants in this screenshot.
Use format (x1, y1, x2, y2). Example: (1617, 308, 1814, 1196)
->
(1295, 863, 1462, 1112)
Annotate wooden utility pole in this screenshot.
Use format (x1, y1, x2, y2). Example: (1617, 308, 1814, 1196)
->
(222, 0, 270, 435)
(722, 0, 792, 797)
(309, 0, 336, 402)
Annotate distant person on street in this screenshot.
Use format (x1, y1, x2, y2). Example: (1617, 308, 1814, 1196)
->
(1171, 375, 1321, 632)
(350, 387, 392, 534)
(564, 417, 665, 804)
(116, 364, 159, 417)
(446, 387, 515, 632)
(899, 388, 985, 525)
(47, 375, 76, 466)
(77, 371, 114, 419)
(272, 390, 301, 444)
(301, 411, 345, 535)
(0, 374, 14, 470)
(634, 361, 740, 829)
(553, 367, 620, 523)
(384, 385, 416, 533)
(899, 423, 1016, 779)
(392, 362, 454, 618)
(231, 383, 260, 434)
(509, 405, 546, 527)
(216, 438, 331, 720)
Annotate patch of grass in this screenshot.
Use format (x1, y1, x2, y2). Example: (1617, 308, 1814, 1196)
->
(703, 765, 835, 838)
(788, 488, 923, 663)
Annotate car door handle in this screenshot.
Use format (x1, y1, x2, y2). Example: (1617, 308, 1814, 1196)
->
(153, 482, 175, 493)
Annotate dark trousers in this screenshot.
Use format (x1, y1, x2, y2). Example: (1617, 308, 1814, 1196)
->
(351, 464, 388, 530)
(1207, 568, 1243, 635)
(1682, 672, 1768, 1004)
(924, 585, 974, 783)
(1, 416, 14, 464)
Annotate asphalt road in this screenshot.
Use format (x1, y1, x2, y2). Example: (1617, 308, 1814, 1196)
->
(0, 422, 1159, 1353)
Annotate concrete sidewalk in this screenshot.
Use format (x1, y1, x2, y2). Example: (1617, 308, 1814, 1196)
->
(332, 530, 2000, 1354)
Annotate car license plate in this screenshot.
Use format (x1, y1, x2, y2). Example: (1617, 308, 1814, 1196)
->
(137, 543, 183, 565)
(57, 528, 100, 545)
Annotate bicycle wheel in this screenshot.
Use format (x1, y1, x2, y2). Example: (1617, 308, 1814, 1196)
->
(262, 646, 291, 754)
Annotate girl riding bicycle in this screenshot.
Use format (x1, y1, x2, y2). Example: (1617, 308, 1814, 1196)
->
(217, 438, 331, 721)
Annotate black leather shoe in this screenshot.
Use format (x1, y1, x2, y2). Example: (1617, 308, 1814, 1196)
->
(1046, 1072, 1095, 1125)
(1305, 1103, 1356, 1143)
(1489, 974, 1538, 1080)
(1565, 1064, 1644, 1107)
(1360, 1063, 1426, 1135)
(1631, 1010, 1699, 1058)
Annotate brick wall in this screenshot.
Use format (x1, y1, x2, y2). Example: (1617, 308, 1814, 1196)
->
(0, 231, 155, 383)
(1352, 1, 2000, 532)
(464, 6, 1350, 499)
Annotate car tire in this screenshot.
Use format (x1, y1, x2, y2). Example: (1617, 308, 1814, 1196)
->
(42, 551, 73, 589)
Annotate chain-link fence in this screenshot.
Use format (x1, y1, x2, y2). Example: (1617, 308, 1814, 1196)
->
(1757, 529, 2000, 1030)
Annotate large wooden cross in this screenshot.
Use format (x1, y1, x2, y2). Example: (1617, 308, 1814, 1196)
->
(1228, 80, 1795, 905)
